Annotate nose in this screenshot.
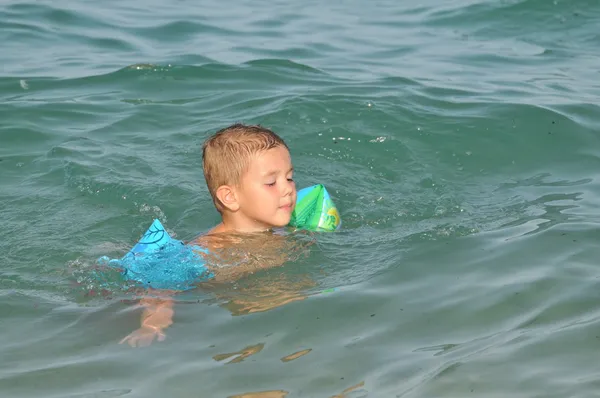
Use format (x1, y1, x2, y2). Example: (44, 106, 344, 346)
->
(281, 178, 295, 196)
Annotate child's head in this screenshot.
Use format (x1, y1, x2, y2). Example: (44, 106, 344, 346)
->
(202, 124, 296, 231)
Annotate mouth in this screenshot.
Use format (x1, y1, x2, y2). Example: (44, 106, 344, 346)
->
(279, 203, 293, 212)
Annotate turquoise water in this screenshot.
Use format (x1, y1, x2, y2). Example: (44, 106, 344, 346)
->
(2, 0, 600, 396)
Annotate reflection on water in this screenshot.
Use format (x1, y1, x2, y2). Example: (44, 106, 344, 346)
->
(331, 381, 367, 398)
(213, 343, 265, 364)
(227, 381, 366, 398)
(280, 348, 312, 362)
(210, 273, 316, 316)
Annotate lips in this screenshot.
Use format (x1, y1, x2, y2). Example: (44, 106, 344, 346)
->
(279, 203, 293, 211)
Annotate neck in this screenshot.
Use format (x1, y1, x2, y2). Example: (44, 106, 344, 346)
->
(214, 212, 273, 234)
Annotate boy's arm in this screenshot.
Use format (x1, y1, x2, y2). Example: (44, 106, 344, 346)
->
(120, 292, 175, 347)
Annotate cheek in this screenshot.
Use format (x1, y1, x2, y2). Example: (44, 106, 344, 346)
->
(262, 185, 279, 200)
(247, 185, 271, 206)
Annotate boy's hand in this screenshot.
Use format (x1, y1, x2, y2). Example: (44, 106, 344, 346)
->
(120, 325, 166, 347)
(120, 294, 174, 347)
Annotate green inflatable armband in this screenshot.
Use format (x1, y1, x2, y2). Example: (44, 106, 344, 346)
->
(289, 184, 341, 231)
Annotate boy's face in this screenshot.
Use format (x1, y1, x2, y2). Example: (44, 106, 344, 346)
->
(235, 145, 297, 231)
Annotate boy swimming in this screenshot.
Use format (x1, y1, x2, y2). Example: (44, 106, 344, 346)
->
(120, 124, 303, 347)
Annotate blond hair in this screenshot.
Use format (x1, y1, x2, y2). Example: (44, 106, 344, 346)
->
(202, 123, 288, 212)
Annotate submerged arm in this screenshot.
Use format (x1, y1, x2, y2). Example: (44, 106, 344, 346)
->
(120, 291, 175, 347)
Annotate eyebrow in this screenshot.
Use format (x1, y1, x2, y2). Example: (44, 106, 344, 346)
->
(263, 167, 294, 177)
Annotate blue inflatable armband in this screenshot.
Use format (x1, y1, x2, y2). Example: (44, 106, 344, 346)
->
(103, 219, 212, 290)
(127, 218, 172, 255)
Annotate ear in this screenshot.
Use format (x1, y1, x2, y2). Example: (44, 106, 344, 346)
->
(215, 185, 240, 212)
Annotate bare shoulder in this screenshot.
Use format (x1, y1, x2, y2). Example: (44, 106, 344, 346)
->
(189, 233, 227, 252)
(188, 226, 248, 253)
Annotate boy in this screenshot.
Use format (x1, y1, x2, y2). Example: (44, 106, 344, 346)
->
(120, 124, 304, 347)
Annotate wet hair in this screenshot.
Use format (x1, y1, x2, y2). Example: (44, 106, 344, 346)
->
(202, 123, 288, 212)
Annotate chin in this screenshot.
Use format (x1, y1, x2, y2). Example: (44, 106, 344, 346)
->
(271, 217, 291, 228)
